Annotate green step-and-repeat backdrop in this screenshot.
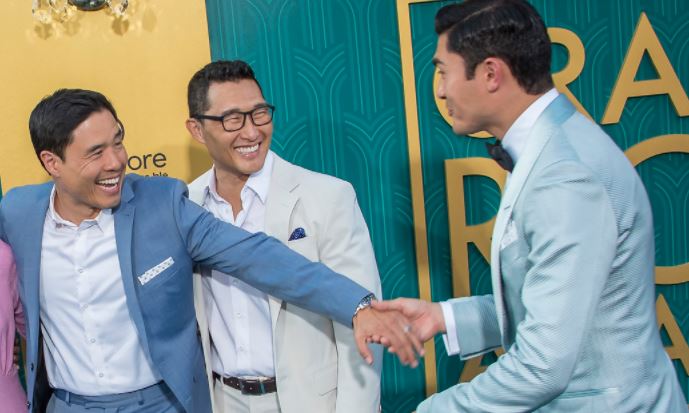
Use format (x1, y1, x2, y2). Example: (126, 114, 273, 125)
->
(204, 0, 689, 411)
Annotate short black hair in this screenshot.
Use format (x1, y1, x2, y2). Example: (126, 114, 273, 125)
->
(29, 88, 121, 161)
(435, 0, 553, 94)
(187, 60, 263, 117)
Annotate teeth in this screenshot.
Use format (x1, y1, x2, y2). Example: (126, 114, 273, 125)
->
(97, 177, 120, 185)
(236, 144, 259, 154)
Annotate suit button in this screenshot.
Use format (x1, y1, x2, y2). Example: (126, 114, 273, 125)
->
(30, 363, 34, 371)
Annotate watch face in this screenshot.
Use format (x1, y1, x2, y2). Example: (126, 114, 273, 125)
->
(69, 0, 108, 11)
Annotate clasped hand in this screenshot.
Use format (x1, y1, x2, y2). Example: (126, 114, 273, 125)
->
(352, 298, 446, 368)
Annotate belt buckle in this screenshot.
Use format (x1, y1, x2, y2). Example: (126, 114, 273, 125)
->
(239, 379, 265, 395)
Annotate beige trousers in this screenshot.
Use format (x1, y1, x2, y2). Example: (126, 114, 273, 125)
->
(213, 378, 281, 413)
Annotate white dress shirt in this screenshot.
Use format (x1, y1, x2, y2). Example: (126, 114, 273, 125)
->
(201, 151, 276, 378)
(441, 89, 560, 355)
(40, 188, 160, 395)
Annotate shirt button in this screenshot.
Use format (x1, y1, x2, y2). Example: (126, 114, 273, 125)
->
(77, 268, 84, 274)
(235, 312, 242, 318)
(90, 338, 96, 344)
(238, 346, 245, 352)
(98, 372, 104, 378)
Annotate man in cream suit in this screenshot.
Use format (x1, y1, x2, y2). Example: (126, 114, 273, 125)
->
(185, 60, 383, 412)
(374, 0, 687, 411)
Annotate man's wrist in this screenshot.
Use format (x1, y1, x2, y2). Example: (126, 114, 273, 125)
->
(433, 302, 447, 334)
(352, 293, 375, 322)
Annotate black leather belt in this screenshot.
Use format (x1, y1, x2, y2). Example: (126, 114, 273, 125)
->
(213, 372, 277, 395)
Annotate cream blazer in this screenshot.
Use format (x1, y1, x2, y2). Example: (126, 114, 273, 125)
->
(189, 154, 382, 413)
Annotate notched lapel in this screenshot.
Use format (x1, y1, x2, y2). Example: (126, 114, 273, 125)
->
(489, 95, 576, 342)
(264, 156, 300, 331)
(113, 181, 151, 352)
(22, 187, 51, 358)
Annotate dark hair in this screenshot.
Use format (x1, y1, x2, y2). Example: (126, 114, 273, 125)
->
(435, 0, 553, 94)
(187, 60, 263, 117)
(29, 88, 121, 161)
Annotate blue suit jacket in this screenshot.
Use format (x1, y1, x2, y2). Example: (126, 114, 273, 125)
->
(0, 175, 369, 412)
(419, 96, 687, 412)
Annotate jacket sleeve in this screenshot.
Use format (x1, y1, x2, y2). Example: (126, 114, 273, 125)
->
(447, 294, 501, 358)
(171, 179, 371, 327)
(419, 161, 617, 412)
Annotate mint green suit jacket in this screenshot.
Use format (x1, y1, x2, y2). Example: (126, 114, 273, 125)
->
(420, 96, 686, 412)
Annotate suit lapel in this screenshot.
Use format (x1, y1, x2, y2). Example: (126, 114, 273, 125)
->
(23, 184, 52, 360)
(113, 178, 151, 353)
(491, 95, 576, 340)
(264, 155, 299, 331)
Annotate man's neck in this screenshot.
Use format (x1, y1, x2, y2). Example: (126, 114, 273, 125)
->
(54, 190, 100, 225)
(491, 90, 545, 140)
(213, 168, 249, 218)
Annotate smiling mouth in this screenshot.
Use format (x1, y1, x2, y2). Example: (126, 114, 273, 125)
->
(96, 176, 120, 189)
(236, 143, 259, 155)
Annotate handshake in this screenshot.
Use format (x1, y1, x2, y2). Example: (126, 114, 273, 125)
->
(352, 298, 444, 368)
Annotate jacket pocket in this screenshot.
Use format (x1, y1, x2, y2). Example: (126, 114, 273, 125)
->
(138, 257, 179, 289)
(559, 387, 620, 399)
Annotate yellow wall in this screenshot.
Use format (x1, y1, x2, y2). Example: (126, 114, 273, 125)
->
(0, 0, 212, 192)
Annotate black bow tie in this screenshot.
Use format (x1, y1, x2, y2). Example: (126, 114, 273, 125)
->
(486, 140, 514, 172)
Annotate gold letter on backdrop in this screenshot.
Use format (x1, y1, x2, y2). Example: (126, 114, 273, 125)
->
(548, 27, 592, 120)
(656, 294, 689, 376)
(445, 158, 506, 299)
(602, 12, 689, 124)
(445, 158, 506, 383)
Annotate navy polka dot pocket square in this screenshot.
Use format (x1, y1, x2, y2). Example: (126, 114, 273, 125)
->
(288, 227, 306, 241)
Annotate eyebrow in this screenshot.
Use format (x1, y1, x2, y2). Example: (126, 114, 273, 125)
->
(84, 128, 124, 154)
(85, 143, 106, 155)
(220, 103, 270, 116)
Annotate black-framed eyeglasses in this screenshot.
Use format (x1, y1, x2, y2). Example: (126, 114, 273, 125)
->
(193, 105, 275, 132)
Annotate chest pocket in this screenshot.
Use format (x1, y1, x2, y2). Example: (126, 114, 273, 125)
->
(137, 257, 179, 289)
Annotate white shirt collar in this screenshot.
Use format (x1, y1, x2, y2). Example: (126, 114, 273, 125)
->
(501, 88, 559, 164)
(47, 186, 113, 230)
(205, 150, 274, 205)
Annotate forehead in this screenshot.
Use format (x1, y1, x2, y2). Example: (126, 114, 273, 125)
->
(69, 110, 119, 147)
(433, 33, 466, 70)
(433, 33, 449, 63)
(206, 79, 265, 110)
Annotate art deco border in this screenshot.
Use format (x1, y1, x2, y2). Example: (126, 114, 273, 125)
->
(395, 0, 441, 397)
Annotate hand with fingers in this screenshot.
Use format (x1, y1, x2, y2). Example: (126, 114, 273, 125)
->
(371, 298, 446, 343)
(352, 306, 425, 368)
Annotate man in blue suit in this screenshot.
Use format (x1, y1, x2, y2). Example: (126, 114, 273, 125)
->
(0, 89, 420, 412)
(374, 0, 687, 411)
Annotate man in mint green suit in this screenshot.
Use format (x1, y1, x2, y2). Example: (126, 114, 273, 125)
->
(374, 1, 687, 411)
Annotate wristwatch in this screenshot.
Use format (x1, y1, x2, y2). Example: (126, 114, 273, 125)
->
(353, 293, 375, 321)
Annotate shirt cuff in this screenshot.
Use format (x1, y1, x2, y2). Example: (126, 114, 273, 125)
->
(440, 301, 460, 356)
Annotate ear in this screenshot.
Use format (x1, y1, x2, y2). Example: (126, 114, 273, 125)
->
(481, 57, 506, 93)
(186, 118, 206, 145)
(39, 150, 61, 177)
